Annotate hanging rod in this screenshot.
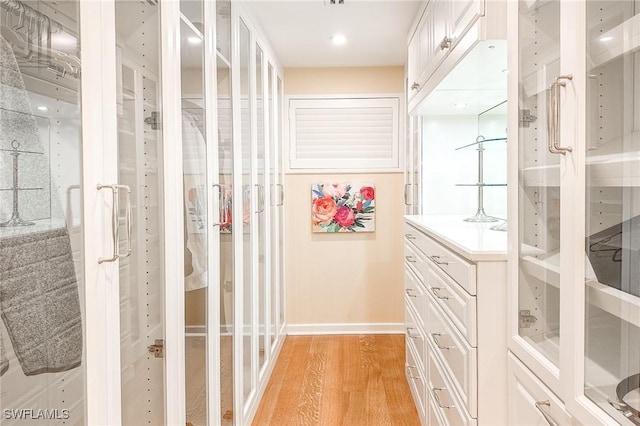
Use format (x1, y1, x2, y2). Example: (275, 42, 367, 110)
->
(455, 136, 507, 151)
(0, 0, 64, 34)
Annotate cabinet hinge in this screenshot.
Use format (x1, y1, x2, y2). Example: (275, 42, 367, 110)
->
(147, 339, 164, 358)
(519, 109, 537, 128)
(144, 111, 161, 130)
(519, 310, 538, 328)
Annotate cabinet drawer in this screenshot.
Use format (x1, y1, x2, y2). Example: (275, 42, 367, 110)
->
(405, 302, 426, 375)
(406, 340, 427, 424)
(426, 293, 477, 417)
(427, 346, 477, 426)
(405, 266, 427, 324)
(508, 353, 572, 426)
(404, 223, 477, 295)
(425, 262, 477, 346)
(405, 239, 426, 283)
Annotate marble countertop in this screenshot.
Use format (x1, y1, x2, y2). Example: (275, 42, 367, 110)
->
(404, 215, 508, 262)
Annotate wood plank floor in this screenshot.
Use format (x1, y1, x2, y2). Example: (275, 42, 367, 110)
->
(252, 334, 420, 426)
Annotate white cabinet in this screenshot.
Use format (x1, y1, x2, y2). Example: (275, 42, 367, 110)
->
(404, 216, 507, 425)
(508, 1, 640, 424)
(406, 0, 496, 107)
(508, 353, 573, 426)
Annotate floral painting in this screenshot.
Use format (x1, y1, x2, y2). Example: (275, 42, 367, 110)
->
(312, 183, 376, 233)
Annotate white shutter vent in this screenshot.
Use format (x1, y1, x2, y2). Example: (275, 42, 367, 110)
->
(289, 97, 400, 171)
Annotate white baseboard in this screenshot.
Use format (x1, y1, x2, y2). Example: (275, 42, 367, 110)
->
(286, 322, 404, 335)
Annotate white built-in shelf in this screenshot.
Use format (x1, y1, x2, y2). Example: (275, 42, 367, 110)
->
(521, 250, 640, 326)
(118, 128, 135, 137)
(217, 50, 231, 68)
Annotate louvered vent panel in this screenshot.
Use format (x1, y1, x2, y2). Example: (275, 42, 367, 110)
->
(289, 98, 400, 171)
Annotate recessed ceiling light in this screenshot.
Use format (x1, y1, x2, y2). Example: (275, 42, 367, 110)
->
(331, 34, 347, 45)
(599, 36, 614, 42)
(454, 103, 467, 109)
(187, 36, 202, 44)
(36, 106, 48, 111)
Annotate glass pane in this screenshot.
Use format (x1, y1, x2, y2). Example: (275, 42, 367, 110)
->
(268, 63, 277, 350)
(239, 18, 253, 403)
(256, 45, 266, 374)
(584, 2, 640, 421)
(179, 3, 208, 425)
(216, 0, 231, 63)
(217, 53, 234, 426)
(516, 0, 561, 368)
(277, 76, 284, 327)
(412, 116, 421, 214)
(115, 1, 165, 424)
(0, 0, 86, 422)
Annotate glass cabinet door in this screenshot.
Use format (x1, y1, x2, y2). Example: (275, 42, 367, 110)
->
(114, 1, 166, 424)
(0, 0, 86, 422)
(584, 2, 640, 423)
(178, 1, 208, 425)
(256, 44, 267, 376)
(238, 16, 254, 406)
(515, 0, 562, 372)
(216, 1, 234, 424)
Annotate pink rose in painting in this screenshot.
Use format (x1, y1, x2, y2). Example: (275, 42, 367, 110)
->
(313, 196, 337, 224)
(356, 201, 363, 211)
(360, 186, 375, 201)
(334, 206, 355, 227)
(322, 183, 348, 198)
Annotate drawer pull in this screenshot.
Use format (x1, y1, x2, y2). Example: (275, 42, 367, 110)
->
(431, 333, 453, 350)
(405, 255, 417, 263)
(433, 387, 455, 409)
(406, 288, 418, 298)
(406, 365, 420, 379)
(429, 255, 449, 265)
(535, 400, 559, 426)
(405, 233, 416, 240)
(406, 327, 420, 339)
(431, 287, 449, 300)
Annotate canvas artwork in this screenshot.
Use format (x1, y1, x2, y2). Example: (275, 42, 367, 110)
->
(312, 183, 376, 233)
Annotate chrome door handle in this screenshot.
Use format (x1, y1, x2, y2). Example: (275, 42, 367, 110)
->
(211, 183, 225, 227)
(429, 255, 449, 265)
(431, 287, 449, 300)
(439, 36, 452, 50)
(433, 387, 455, 409)
(404, 183, 411, 205)
(546, 74, 573, 155)
(431, 333, 453, 350)
(97, 184, 131, 263)
(404, 233, 416, 240)
(406, 327, 420, 339)
(277, 183, 284, 206)
(405, 255, 416, 263)
(535, 400, 559, 426)
(405, 288, 418, 298)
(406, 365, 420, 379)
(410, 82, 420, 91)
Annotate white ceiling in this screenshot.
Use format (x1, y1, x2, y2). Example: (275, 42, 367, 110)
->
(244, 0, 423, 67)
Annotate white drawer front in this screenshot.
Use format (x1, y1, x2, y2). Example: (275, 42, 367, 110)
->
(425, 262, 477, 346)
(404, 223, 477, 295)
(405, 302, 426, 375)
(405, 239, 427, 283)
(405, 266, 428, 326)
(427, 347, 477, 426)
(406, 340, 427, 424)
(508, 353, 572, 426)
(427, 294, 477, 417)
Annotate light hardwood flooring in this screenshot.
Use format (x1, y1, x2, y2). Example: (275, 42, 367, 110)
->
(252, 334, 420, 426)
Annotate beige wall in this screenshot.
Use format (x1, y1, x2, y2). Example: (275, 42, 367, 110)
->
(284, 67, 405, 327)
